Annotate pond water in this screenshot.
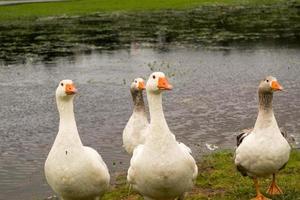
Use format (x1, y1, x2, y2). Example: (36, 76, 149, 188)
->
(0, 46, 299, 200)
(1, 1, 300, 65)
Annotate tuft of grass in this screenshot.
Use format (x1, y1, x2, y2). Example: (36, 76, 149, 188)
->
(102, 173, 142, 200)
(102, 150, 300, 200)
(0, 0, 295, 21)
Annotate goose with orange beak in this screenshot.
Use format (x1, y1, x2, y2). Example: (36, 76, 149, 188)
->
(127, 72, 198, 200)
(235, 76, 290, 200)
(123, 78, 149, 154)
(45, 80, 110, 200)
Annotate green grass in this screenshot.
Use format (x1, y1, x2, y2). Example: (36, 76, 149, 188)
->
(101, 150, 300, 200)
(0, 0, 292, 21)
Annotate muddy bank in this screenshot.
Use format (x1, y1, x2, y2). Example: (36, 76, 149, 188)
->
(0, 1, 299, 64)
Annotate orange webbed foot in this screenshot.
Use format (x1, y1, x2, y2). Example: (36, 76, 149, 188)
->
(267, 174, 283, 195)
(267, 181, 283, 195)
(251, 193, 271, 200)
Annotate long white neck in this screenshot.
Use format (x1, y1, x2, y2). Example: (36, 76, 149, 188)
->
(254, 91, 278, 131)
(147, 91, 169, 129)
(146, 90, 175, 147)
(146, 90, 176, 150)
(55, 96, 82, 146)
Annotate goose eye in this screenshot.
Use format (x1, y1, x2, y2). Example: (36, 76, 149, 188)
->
(266, 80, 269, 83)
(152, 75, 156, 79)
(134, 80, 137, 83)
(61, 83, 64, 86)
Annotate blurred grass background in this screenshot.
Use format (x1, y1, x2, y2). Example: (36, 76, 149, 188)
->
(0, 0, 294, 21)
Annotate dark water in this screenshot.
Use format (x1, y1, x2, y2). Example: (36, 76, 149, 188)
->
(0, 46, 300, 200)
(1, 1, 300, 65)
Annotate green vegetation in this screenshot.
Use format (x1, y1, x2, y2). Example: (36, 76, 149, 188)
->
(1, 1, 300, 64)
(0, 0, 293, 21)
(102, 150, 300, 200)
(0, 0, 299, 64)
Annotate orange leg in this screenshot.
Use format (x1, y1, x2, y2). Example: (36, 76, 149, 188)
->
(251, 178, 271, 200)
(266, 174, 283, 195)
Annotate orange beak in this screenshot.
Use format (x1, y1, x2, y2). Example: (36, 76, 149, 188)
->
(158, 77, 173, 90)
(138, 81, 146, 90)
(271, 80, 283, 91)
(65, 83, 77, 95)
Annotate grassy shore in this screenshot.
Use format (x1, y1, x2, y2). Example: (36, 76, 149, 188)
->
(101, 150, 300, 200)
(0, 0, 294, 21)
(0, 0, 299, 64)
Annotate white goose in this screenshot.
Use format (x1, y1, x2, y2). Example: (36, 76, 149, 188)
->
(127, 72, 198, 200)
(123, 78, 148, 154)
(45, 80, 110, 200)
(235, 76, 291, 200)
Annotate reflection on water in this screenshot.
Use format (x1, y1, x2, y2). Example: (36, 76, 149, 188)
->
(0, 47, 299, 199)
(1, 1, 300, 65)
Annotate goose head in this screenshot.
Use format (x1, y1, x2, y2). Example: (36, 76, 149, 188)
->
(258, 76, 283, 93)
(146, 72, 172, 94)
(56, 79, 77, 101)
(130, 78, 146, 92)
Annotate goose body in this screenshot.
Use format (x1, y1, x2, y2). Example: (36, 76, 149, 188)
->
(127, 72, 198, 200)
(235, 123, 290, 177)
(234, 76, 291, 200)
(45, 80, 110, 200)
(123, 78, 149, 154)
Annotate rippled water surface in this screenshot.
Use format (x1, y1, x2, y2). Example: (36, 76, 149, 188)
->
(0, 47, 300, 200)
